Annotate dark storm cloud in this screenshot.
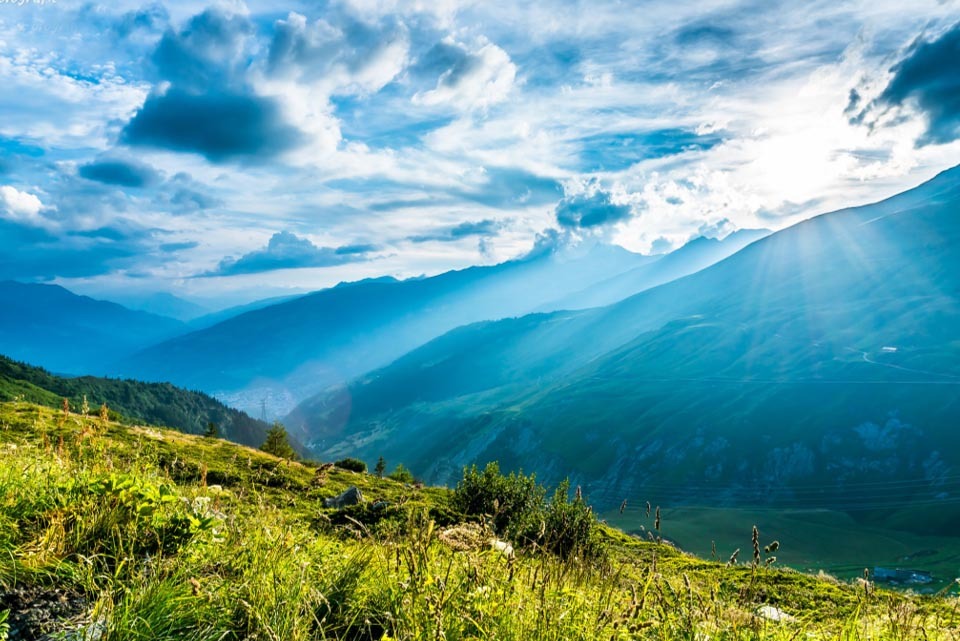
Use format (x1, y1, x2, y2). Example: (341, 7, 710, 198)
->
(555, 189, 633, 229)
(121, 7, 302, 162)
(78, 159, 160, 188)
(122, 88, 301, 162)
(205, 231, 379, 276)
(851, 23, 960, 146)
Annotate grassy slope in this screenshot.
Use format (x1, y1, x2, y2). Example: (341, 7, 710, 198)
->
(0, 355, 274, 448)
(605, 507, 960, 592)
(1, 400, 958, 640)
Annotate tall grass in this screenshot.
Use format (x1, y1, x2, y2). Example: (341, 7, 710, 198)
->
(0, 401, 958, 640)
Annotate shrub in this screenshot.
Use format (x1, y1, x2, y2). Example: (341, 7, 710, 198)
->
(453, 463, 601, 560)
(388, 464, 415, 484)
(538, 480, 602, 560)
(453, 462, 545, 543)
(334, 457, 367, 473)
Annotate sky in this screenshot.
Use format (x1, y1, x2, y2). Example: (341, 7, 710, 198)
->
(1, 0, 959, 307)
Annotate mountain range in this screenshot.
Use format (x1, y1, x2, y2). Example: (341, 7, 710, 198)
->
(113, 232, 761, 416)
(0, 281, 184, 376)
(286, 165, 960, 535)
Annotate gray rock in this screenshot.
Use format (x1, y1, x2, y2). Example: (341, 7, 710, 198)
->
(324, 486, 363, 509)
(372, 500, 390, 511)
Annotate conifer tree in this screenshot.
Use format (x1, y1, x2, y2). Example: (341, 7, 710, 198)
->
(260, 421, 296, 460)
(375, 456, 386, 479)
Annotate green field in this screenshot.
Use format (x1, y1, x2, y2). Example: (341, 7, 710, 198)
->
(605, 506, 960, 591)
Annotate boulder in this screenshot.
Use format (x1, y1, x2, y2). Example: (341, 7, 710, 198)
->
(324, 486, 363, 509)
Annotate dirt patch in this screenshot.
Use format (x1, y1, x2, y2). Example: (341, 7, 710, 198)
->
(1, 585, 89, 641)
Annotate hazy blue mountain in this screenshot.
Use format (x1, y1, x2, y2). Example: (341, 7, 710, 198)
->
(542, 228, 770, 310)
(187, 293, 306, 330)
(117, 243, 656, 416)
(105, 292, 211, 322)
(0, 281, 185, 376)
(293, 165, 960, 534)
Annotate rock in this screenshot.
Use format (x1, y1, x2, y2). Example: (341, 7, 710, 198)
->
(372, 500, 390, 511)
(756, 605, 795, 622)
(437, 523, 486, 551)
(324, 486, 363, 509)
(490, 539, 515, 559)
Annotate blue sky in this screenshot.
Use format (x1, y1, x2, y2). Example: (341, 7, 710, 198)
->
(1, 0, 959, 306)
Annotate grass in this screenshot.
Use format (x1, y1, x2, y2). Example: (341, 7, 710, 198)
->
(1, 400, 959, 640)
(605, 506, 960, 591)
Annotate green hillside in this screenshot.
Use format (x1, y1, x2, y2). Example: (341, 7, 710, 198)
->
(0, 355, 273, 448)
(1, 399, 958, 640)
(292, 165, 960, 537)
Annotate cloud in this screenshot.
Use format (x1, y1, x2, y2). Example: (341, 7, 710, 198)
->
(408, 219, 502, 243)
(0, 185, 46, 225)
(649, 236, 675, 254)
(121, 7, 303, 162)
(696, 217, 736, 239)
(112, 3, 170, 40)
(852, 23, 960, 146)
(150, 8, 253, 91)
(122, 88, 302, 161)
(206, 231, 379, 276)
(413, 37, 517, 110)
(79, 159, 160, 188)
(266, 11, 409, 95)
(555, 185, 634, 229)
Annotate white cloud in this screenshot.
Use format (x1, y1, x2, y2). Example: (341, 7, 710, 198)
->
(413, 37, 516, 110)
(0, 185, 46, 225)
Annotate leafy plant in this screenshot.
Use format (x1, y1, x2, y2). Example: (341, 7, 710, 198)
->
(388, 463, 415, 484)
(334, 457, 367, 473)
(453, 462, 545, 543)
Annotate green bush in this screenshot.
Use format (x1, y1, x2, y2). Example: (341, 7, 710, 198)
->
(452, 462, 545, 544)
(388, 463, 415, 484)
(334, 457, 367, 473)
(539, 480, 602, 560)
(453, 463, 600, 560)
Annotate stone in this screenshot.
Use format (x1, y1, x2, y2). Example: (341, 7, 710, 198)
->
(324, 486, 363, 509)
(756, 605, 795, 622)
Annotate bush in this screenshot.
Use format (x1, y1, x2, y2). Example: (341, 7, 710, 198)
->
(388, 464, 415, 484)
(452, 463, 601, 560)
(539, 480, 602, 560)
(334, 457, 367, 473)
(452, 462, 545, 543)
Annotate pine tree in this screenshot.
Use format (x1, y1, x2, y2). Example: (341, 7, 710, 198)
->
(375, 456, 386, 479)
(204, 422, 218, 438)
(260, 422, 296, 460)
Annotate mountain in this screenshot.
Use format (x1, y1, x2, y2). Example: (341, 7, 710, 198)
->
(0, 281, 185, 375)
(186, 292, 305, 330)
(291, 165, 960, 534)
(0, 353, 275, 448)
(116, 243, 659, 416)
(102, 291, 211, 322)
(542, 228, 770, 310)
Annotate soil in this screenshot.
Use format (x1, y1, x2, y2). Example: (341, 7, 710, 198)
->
(0, 585, 89, 641)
